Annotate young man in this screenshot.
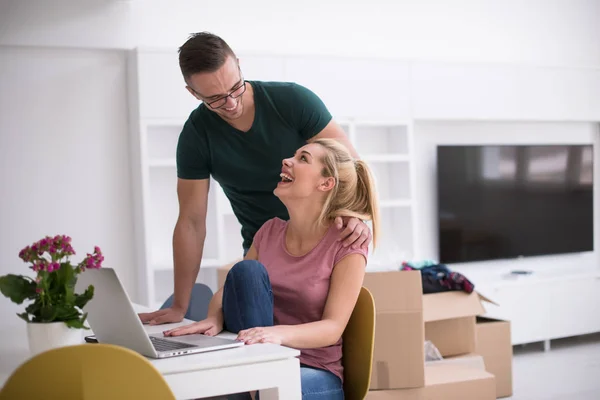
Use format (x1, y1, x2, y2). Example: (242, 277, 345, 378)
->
(139, 32, 372, 325)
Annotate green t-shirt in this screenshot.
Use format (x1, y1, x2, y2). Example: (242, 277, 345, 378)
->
(176, 81, 333, 250)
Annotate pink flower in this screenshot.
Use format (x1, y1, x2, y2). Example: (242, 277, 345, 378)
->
(19, 235, 103, 277)
(81, 246, 103, 270)
(33, 260, 48, 272)
(48, 262, 60, 272)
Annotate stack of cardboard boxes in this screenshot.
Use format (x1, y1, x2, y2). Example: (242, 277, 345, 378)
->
(363, 270, 513, 399)
(216, 265, 513, 399)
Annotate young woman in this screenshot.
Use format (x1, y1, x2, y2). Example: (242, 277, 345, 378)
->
(164, 138, 380, 399)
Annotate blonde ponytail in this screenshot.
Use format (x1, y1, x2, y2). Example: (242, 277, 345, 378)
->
(354, 160, 380, 247)
(312, 139, 380, 248)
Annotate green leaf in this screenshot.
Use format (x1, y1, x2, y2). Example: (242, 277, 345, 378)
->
(65, 313, 89, 330)
(55, 304, 80, 321)
(0, 275, 36, 304)
(75, 285, 94, 309)
(26, 301, 41, 316)
(40, 304, 57, 322)
(64, 284, 75, 306)
(17, 312, 30, 322)
(56, 263, 75, 288)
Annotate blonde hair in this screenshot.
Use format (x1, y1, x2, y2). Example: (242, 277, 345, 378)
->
(313, 138, 380, 248)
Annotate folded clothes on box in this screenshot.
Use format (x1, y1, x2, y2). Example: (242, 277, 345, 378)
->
(401, 260, 475, 294)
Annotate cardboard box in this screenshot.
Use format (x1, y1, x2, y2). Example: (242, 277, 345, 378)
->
(363, 271, 425, 390)
(365, 364, 496, 400)
(423, 291, 492, 357)
(476, 317, 513, 398)
(216, 259, 239, 288)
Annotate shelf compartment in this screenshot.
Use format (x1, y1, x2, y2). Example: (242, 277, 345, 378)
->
(147, 168, 220, 268)
(380, 199, 412, 208)
(363, 154, 410, 162)
(148, 158, 176, 167)
(355, 125, 408, 155)
(222, 214, 245, 262)
(370, 206, 414, 267)
(367, 161, 411, 202)
(146, 124, 182, 160)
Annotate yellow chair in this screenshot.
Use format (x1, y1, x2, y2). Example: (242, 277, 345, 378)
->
(342, 286, 376, 400)
(0, 343, 176, 400)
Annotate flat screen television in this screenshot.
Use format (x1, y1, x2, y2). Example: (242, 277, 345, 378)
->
(437, 144, 594, 263)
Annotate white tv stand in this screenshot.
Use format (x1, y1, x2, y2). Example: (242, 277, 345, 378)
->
(450, 252, 600, 349)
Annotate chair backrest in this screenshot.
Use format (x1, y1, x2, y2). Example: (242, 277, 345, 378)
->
(0, 343, 176, 400)
(161, 282, 214, 321)
(342, 286, 376, 400)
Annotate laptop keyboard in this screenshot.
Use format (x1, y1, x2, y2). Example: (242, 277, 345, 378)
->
(149, 336, 196, 352)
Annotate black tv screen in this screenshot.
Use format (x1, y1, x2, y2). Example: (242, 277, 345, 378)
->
(437, 145, 594, 263)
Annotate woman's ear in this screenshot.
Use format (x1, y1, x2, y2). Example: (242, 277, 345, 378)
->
(318, 176, 336, 192)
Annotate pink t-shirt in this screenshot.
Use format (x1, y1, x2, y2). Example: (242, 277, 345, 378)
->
(252, 217, 368, 382)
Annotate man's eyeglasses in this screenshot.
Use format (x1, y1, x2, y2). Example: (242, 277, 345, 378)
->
(203, 80, 247, 110)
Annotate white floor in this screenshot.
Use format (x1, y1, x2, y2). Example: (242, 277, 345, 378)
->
(508, 333, 600, 399)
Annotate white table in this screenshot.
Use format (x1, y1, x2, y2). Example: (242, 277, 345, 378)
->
(0, 305, 302, 400)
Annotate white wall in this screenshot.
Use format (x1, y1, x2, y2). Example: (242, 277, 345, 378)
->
(0, 46, 135, 326)
(0, 0, 135, 49)
(2, 0, 600, 67)
(133, 0, 600, 67)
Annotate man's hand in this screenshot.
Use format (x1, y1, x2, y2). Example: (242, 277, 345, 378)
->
(138, 307, 186, 326)
(335, 216, 372, 249)
(162, 316, 224, 337)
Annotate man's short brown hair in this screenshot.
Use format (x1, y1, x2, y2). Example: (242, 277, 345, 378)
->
(178, 32, 236, 81)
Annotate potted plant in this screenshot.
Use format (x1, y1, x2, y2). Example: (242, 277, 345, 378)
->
(0, 234, 103, 355)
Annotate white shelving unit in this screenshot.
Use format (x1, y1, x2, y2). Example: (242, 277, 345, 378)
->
(339, 120, 417, 268)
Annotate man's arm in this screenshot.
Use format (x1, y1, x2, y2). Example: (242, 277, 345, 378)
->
(172, 178, 210, 310)
(139, 178, 210, 325)
(309, 120, 360, 159)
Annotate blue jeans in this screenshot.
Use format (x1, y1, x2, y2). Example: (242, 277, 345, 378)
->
(223, 260, 344, 400)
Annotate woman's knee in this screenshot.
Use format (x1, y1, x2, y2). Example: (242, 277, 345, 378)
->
(222, 260, 274, 332)
(226, 260, 269, 286)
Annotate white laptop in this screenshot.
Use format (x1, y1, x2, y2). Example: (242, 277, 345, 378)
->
(75, 268, 244, 358)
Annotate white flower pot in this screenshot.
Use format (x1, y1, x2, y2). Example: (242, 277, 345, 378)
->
(26, 321, 83, 356)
